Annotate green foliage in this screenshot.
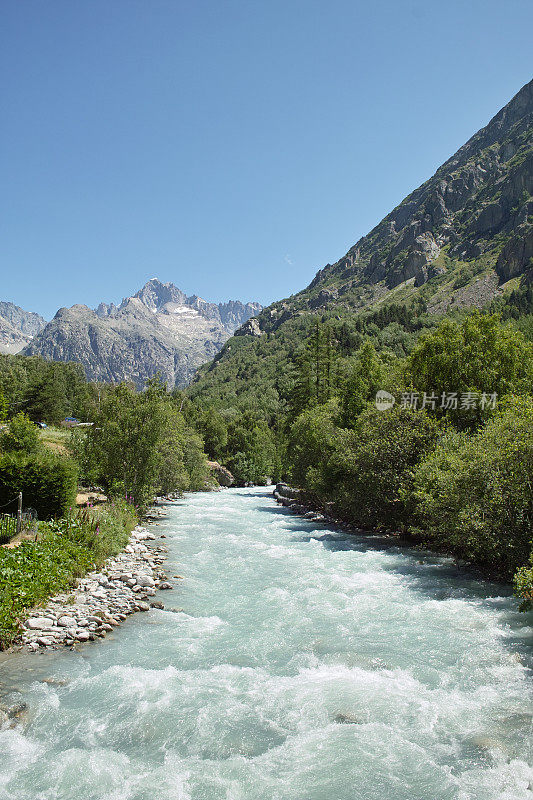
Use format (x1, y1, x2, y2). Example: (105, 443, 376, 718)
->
(311, 406, 438, 528)
(514, 555, 533, 611)
(410, 397, 533, 577)
(492, 282, 533, 320)
(193, 406, 228, 460)
(0, 412, 41, 454)
(407, 313, 533, 426)
(0, 515, 17, 545)
(83, 379, 207, 505)
(224, 415, 280, 485)
(0, 388, 7, 422)
(339, 342, 383, 427)
(289, 322, 338, 415)
(0, 353, 94, 424)
(0, 452, 77, 519)
(288, 400, 340, 489)
(0, 500, 136, 648)
(23, 361, 89, 425)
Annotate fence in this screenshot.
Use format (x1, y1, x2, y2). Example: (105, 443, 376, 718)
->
(0, 514, 17, 544)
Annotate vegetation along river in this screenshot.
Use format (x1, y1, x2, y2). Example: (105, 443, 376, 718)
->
(0, 487, 532, 800)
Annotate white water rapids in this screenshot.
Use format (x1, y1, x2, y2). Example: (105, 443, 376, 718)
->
(0, 487, 532, 799)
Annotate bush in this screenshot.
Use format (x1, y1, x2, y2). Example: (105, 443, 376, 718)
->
(84, 381, 208, 506)
(322, 406, 439, 528)
(288, 400, 340, 489)
(410, 397, 533, 577)
(0, 412, 41, 454)
(514, 555, 533, 611)
(407, 313, 532, 427)
(0, 452, 77, 519)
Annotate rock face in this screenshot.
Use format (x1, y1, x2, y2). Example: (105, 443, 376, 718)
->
(311, 79, 533, 293)
(23, 279, 262, 388)
(0, 302, 47, 354)
(232, 78, 533, 340)
(207, 460, 234, 487)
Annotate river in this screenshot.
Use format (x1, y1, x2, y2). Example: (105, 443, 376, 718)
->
(0, 487, 532, 799)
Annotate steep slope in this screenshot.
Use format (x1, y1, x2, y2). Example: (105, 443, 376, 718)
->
(189, 79, 533, 406)
(0, 302, 47, 354)
(23, 280, 262, 388)
(236, 78, 532, 339)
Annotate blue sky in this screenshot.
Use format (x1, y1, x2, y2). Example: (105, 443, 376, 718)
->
(1, 0, 532, 319)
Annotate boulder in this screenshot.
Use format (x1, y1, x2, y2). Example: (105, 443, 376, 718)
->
(57, 616, 77, 628)
(207, 461, 234, 487)
(26, 617, 54, 630)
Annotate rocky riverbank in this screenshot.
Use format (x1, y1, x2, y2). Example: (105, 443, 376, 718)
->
(18, 519, 174, 652)
(273, 483, 394, 534)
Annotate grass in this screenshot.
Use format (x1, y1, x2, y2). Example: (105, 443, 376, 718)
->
(39, 425, 72, 456)
(0, 500, 137, 649)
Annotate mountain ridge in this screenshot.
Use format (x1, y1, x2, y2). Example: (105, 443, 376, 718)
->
(22, 279, 262, 388)
(231, 78, 532, 341)
(0, 301, 47, 354)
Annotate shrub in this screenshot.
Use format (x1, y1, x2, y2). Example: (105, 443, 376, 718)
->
(0, 412, 41, 454)
(0, 452, 77, 519)
(407, 313, 533, 427)
(322, 406, 439, 528)
(514, 556, 533, 611)
(410, 396, 533, 577)
(0, 500, 136, 648)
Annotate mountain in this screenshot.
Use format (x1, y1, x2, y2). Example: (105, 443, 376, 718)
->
(189, 79, 532, 402)
(234, 78, 532, 339)
(23, 280, 262, 388)
(0, 302, 47, 354)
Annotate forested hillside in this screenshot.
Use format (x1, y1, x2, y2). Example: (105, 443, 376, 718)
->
(185, 81, 533, 607)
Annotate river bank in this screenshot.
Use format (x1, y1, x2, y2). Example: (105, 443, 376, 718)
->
(272, 483, 520, 588)
(6, 506, 174, 654)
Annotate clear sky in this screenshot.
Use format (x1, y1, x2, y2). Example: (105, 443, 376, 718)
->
(1, 0, 532, 319)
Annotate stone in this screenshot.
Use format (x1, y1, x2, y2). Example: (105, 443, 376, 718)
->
(26, 617, 54, 630)
(136, 575, 155, 588)
(150, 601, 164, 609)
(57, 616, 77, 627)
(159, 582, 173, 590)
(334, 712, 361, 725)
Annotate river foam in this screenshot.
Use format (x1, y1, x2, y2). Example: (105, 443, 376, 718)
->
(0, 487, 531, 799)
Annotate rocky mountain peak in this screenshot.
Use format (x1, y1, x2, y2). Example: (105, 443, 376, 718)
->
(21, 280, 263, 388)
(133, 279, 188, 312)
(301, 78, 533, 304)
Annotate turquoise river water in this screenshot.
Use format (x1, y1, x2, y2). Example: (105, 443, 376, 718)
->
(0, 487, 532, 800)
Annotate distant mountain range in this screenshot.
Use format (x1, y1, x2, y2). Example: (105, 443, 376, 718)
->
(0, 302, 47, 354)
(4, 280, 261, 387)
